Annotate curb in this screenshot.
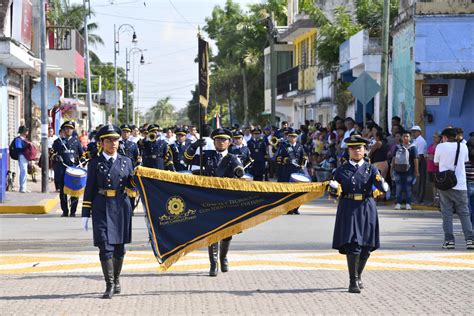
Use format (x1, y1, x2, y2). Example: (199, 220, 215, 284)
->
(0, 198, 59, 214)
(377, 200, 440, 211)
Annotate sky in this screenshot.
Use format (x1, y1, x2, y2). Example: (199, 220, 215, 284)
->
(74, 0, 263, 114)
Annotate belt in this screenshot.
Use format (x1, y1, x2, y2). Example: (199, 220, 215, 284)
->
(342, 193, 372, 201)
(144, 155, 163, 159)
(97, 189, 123, 197)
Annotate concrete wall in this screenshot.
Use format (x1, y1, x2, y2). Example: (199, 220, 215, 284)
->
(0, 65, 8, 202)
(415, 15, 474, 74)
(392, 21, 416, 128)
(424, 78, 474, 139)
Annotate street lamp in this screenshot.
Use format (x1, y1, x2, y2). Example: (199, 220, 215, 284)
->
(125, 47, 145, 124)
(114, 23, 137, 125)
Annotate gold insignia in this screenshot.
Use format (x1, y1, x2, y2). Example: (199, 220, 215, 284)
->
(376, 174, 381, 182)
(166, 196, 185, 216)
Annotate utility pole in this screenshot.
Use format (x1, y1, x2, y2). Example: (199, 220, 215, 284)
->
(83, 0, 93, 131)
(114, 24, 118, 125)
(39, 0, 48, 193)
(125, 47, 129, 124)
(267, 15, 278, 126)
(379, 0, 390, 133)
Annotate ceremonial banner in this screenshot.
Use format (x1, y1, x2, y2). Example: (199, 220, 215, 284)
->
(134, 167, 328, 269)
(198, 36, 209, 107)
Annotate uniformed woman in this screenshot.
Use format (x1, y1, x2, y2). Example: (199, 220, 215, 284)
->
(330, 135, 389, 293)
(184, 128, 245, 277)
(81, 125, 135, 299)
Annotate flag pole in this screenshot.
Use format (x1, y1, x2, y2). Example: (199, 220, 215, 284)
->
(197, 26, 203, 175)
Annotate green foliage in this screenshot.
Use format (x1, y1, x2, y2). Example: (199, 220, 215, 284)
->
(355, 0, 400, 37)
(145, 97, 176, 128)
(334, 80, 353, 118)
(313, 7, 361, 71)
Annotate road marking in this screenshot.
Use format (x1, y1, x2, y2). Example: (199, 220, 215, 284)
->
(0, 251, 472, 274)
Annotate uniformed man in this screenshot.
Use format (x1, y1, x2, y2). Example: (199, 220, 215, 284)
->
(81, 124, 135, 299)
(329, 135, 389, 293)
(52, 121, 84, 217)
(140, 124, 174, 170)
(184, 128, 244, 277)
(169, 127, 191, 171)
(247, 128, 268, 181)
(229, 131, 252, 167)
(275, 128, 307, 215)
(85, 131, 99, 160)
(119, 124, 140, 214)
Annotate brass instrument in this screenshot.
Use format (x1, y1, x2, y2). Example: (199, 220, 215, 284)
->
(147, 132, 157, 142)
(269, 136, 280, 147)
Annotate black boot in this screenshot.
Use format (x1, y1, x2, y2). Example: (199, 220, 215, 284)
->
(208, 243, 219, 277)
(346, 254, 361, 293)
(358, 255, 370, 289)
(220, 240, 231, 272)
(100, 259, 114, 299)
(113, 257, 124, 294)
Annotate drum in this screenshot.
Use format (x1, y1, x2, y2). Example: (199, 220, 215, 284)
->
(64, 167, 87, 197)
(177, 170, 193, 175)
(289, 173, 311, 183)
(241, 173, 254, 181)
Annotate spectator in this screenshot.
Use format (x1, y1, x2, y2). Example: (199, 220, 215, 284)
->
(341, 117, 355, 149)
(79, 130, 89, 149)
(456, 127, 467, 144)
(386, 125, 402, 147)
(15, 126, 30, 193)
(391, 131, 419, 210)
(434, 127, 473, 250)
(47, 127, 58, 181)
(387, 131, 402, 162)
(369, 131, 389, 179)
(466, 136, 474, 225)
(426, 132, 441, 206)
(411, 126, 427, 204)
(392, 116, 402, 129)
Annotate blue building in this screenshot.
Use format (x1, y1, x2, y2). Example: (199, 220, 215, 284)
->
(391, 1, 474, 137)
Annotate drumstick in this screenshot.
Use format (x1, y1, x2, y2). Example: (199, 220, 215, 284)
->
(243, 158, 254, 171)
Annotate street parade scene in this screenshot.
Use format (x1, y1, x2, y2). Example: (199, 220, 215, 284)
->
(0, 0, 473, 314)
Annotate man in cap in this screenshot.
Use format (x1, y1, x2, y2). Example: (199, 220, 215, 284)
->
(169, 127, 192, 171)
(247, 128, 268, 181)
(51, 121, 84, 217)
(184, 127, 244, 277)
(229, 131, 252, 167)
(411, 125, 427, 204)
(330, 134, 389, 293)
(119, 124, 140, 214)
(129, 125, 140, 143)
(81, 124, 135, 299)
(141, 124, 174, 170)
(275, 128, 308, 214)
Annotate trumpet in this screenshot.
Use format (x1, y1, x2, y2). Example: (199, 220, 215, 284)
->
(147, 132, 157, 142)
(269, 136, 281, 147)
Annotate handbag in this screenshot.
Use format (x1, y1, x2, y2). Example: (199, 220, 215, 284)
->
(434, 142, 460, 191)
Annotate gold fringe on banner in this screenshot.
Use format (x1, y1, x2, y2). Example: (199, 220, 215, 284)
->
(135, 167, 329, 270)
(63, 187, 85, 198)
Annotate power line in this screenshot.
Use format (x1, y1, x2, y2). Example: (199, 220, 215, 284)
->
(168, 0, 196, 29)
(94, 11, 203, 25)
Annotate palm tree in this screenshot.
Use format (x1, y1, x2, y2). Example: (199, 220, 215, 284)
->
(146, 97, 176, 127)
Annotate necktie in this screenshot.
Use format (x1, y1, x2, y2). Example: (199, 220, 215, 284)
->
(217, 153, 222, 161)
(108, 157, 114, 167)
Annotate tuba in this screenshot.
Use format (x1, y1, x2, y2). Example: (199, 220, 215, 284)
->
(147, 132, 157, 142)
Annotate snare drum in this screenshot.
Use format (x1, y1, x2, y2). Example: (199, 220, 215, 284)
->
(64, 167, 87, 197)
(241, 173, 254, 181)
(289, 173, 311, 183)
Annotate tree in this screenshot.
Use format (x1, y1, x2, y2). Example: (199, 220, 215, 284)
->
(355, 0, 400, 38)
(146, 97, 176, 128)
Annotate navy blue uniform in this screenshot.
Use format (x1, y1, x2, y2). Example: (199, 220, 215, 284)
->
(275, 142, 307, 182)
(119, 139, 139, 166)
(141, 139, 173, 170)
(85, 141, 99, 160)
(170, 139, 191, 171)
(82, 154, 134, 252)
(229, 144, 251, 166)
(247, 138, 267, 181)
(332, 161, 384, 255)
(184, 147, 243, 178)
(52, 136, 84, 216)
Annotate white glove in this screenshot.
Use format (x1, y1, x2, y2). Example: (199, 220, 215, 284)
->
(329, 180, 340, 190)
(382, 181, 390, 193)
(82, 217, 89, 231)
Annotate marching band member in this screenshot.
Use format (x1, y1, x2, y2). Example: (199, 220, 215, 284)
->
(119, 124, 140, 214)
(184, 128, 244, 277)
(81, 124, 135, 299)
(140, 124, 174, 170)
(169, 127, 192, 171)
(51, 121, 84, 217)
(229, 131, 252, 167)
(247, 128, 268, 181)
(329, 135, 389, 293)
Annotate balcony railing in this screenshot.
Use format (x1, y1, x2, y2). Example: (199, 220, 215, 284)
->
(277, 66, 299, 95)
(47, 27, 84, 57)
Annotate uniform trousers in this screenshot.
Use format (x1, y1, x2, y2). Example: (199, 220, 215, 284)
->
(59, 185, 78, 215)
(343, 242, 371, 259)
(98, 242, 126, 261)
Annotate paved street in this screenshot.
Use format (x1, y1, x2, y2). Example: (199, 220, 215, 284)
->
(0, 199, 473, 314)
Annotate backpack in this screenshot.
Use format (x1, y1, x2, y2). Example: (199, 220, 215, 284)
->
(393, 144, 411, 172)
(23, 142, 37, 161)
(9, 138, 19, 160)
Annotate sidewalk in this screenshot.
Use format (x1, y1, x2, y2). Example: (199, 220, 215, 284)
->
(0, 178, 58, 214)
